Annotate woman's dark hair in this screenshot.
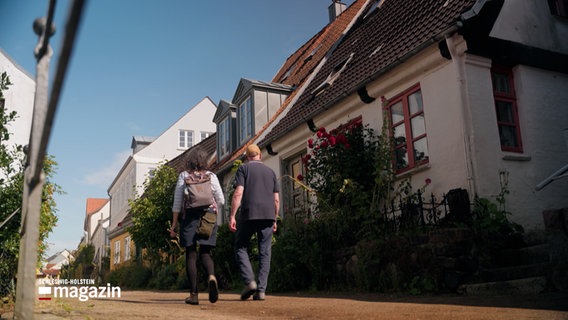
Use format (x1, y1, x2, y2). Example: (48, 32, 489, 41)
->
(186, 147, 209, 171)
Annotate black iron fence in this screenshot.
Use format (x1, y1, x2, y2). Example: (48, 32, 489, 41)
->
(382, 188, 471, 233)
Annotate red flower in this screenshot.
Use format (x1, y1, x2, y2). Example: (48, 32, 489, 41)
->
(316, 131, 323, 138)
(318, 127, 326, 133)
(304, 154, 311, 161)
(308, 139, 314, 148)
(297, 174, 303, 181)
(329, 136, 337, 146)
(320, 141, 328, 148)
(425, 178, 432, 185)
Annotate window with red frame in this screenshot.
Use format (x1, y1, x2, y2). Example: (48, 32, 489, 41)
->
(491, 66, 523, 152)
(548, 0, 568, 17)
(387, 85, 429, 172)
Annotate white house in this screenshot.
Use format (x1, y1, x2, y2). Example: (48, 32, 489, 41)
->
(41, 249, 74, 278)
(252, 0, 568, 231)
(79, 198, 110, 274)
(0, 48, 35, 158)
(107, 96, 217, 269)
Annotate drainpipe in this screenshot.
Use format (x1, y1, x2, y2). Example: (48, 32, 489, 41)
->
(445, 33, 477, 197)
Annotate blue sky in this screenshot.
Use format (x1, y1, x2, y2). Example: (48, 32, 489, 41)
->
(1, 0, 355, 258)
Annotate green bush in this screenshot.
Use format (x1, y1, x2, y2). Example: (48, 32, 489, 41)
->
(106, 263, 152, 289)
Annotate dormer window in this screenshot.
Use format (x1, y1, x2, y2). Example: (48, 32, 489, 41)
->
(364, 0, 386, 19)
(238, 96, 253, 142)
(218, 117, 231, 158)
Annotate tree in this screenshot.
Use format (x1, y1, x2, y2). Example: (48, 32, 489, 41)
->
(0, 71, 61, 300)
(128, 163, 180, 266)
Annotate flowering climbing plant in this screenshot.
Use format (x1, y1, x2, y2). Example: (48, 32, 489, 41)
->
(301, 119, 394, 240)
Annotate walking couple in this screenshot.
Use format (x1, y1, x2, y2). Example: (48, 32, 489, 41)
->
(170, 144, 280, 305)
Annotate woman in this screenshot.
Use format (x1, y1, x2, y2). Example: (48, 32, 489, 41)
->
(170, 147, 225, 305)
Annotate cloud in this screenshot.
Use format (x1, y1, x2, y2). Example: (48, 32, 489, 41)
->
(82, 149, 131, 188)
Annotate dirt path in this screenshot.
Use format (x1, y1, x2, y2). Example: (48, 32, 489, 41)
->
(3, 290, 568, 320)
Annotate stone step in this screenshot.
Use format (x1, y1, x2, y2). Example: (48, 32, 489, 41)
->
(478, 262, 550, 282)
(457, 276, 547, 296)
(495, 243, 550, 267)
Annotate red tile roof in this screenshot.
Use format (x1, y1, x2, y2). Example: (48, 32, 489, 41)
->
(85, 198, 109, 215)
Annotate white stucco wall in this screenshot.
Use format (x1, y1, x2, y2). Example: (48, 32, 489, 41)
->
(137, 97, 217, 161)
(108, 158, 135, 232)
(91, 218, 109, 261)
(491, 0, 568, 54)
(0, 48, 35, 150)
(502, 66, 568, 229)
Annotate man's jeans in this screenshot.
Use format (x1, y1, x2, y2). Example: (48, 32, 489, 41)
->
(235, 219, 274, 292)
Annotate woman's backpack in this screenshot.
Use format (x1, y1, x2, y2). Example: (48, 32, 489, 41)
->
(183, 171, 214, 209)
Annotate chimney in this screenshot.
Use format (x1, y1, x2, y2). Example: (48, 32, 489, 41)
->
(328, 0, 347, 23)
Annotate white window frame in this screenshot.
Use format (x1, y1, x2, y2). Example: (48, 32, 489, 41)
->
(124, 236, 131, 261)
(238, 96, 253, 143)
(179, 130, 194, 149)
(219, 117, 230, 158)
(113, 240, 121, 264)
(200, 131, 213, 141)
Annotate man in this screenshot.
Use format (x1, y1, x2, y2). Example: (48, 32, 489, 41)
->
(229, 144, 280, 301)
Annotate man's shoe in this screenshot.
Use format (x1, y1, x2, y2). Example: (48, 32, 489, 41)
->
(253, 291, 265, 301)
(185, 292, 198, 305)
(240, 281, 257, 300)
(208, 275, 219, 303)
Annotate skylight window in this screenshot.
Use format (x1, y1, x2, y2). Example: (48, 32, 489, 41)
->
(311, 53, 354, 97)
(304, 44, 322, 63)
(364, 0, 386, 19)
(281, 63, 296, 81)
(370, 43, 384, 57)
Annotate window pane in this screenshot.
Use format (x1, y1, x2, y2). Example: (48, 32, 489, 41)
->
(496, 101, 514, 123)
(179, 131, 185, 148)
(291, 160, 301, 189)
(499, 125, 518, 147)
(413, 137, 429, 162)
(408, 90, 423, 115)
(411, 114, 426, 138)
(492, 73, 510, 94)
(393, 124, 406, 146)
(395, 146, 408, 170)
(391, 101, 404, 124)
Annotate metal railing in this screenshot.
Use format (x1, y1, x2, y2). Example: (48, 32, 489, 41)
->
(382, 188, 470, 233)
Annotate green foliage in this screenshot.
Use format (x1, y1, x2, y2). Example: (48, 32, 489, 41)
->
(213, 224, 239, 290)
(471, 196, 524, 267)
(270, 220, 318, 291)
(1, 71, 61, 300)
(303, 122, 393, 246)
(106, 262, 152, 289)
(61, 244, 95, 280)
(128, 163, 180, 265)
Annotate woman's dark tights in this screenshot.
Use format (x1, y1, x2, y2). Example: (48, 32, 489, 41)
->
(185, 245, 214, 293)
